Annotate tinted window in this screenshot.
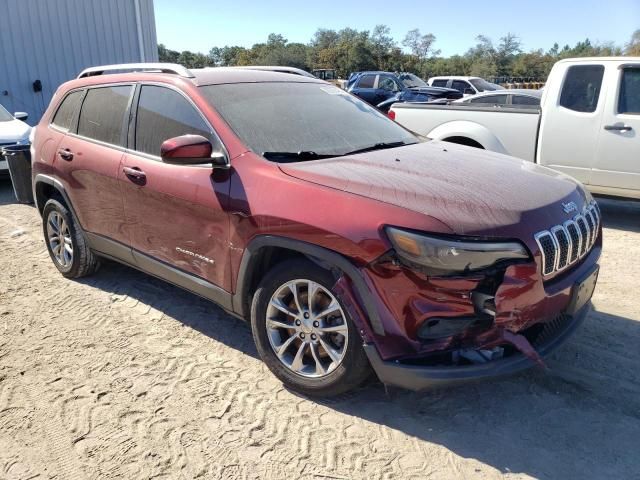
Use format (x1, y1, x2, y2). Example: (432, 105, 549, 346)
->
(469, 78, 503, 92)
(452, 80, 472, 93)
(469, 94, 507, 105)
(559, 65, 604, 113)
(431, 79, 448, 87)
(52, 90, 84, 130)
(135, 85, 212, 156)
(357, 74, 376, 88)
(199, 83, 416, 158)
(78, 86, 132, 145)
(618, 67, 640, 114)
(512, 94, 540, 106)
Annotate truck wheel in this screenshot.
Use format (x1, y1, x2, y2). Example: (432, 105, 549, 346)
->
(42, 199, 100, 278)
(251, 259, 371, 396)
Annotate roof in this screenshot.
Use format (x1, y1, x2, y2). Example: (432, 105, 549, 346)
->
(469, 89, 543, 98)
(70, 64, 325, 90)
(428, 76, 480, 81)
(555, 56, 640, 63)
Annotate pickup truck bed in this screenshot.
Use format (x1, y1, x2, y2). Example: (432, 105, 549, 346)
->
(393, 103, 541, 162)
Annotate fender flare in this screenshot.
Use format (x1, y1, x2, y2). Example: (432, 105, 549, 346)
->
(33, 174, 82, 223)
(232, 235, 386, 336)
(428, 120, 508, 154)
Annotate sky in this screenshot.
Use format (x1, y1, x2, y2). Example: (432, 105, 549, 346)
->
(154, 0, 639, 56)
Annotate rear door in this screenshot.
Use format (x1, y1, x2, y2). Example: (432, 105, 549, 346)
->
(537, 63, 607, 185)
(591, 62, 640, 195)
(120, 84, 232, 289)
(351, 74, 378, 104)
(54, 84, 133, 245)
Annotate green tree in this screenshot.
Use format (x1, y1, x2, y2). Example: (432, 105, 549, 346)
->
(371, 24, 395, 70)
(626, 29, 640, 55)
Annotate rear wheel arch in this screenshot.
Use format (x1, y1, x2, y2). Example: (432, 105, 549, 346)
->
(443, 136, 485, 149)
(232, 235, 385, 336)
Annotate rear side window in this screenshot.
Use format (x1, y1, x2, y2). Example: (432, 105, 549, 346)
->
(512, 95, 540, 106)
(77, 86, 132, 145)
(51, 90, 83, 130)
(618, 67, 640, 114)
(357, 75, 376, 88)
(559, 65, 604, 113)
(135, 85, 213, 157)
(469, 95, 507, 105)
(431, 79, 448, 87)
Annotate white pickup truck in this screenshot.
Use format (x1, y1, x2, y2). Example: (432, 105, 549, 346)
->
(392, 57, 640, 199)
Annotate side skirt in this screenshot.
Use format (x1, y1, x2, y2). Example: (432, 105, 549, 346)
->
(85, 232, 236, 315)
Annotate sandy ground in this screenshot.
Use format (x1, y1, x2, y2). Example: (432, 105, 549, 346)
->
(0, 177, 639, 480)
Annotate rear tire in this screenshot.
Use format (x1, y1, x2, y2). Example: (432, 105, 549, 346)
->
(250, 259, 371, 396)
(42, 199, 100, 278)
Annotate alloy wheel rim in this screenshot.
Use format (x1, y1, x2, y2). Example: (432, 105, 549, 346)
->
(46, 211, 73, 268)
(266, 279, 349, 378)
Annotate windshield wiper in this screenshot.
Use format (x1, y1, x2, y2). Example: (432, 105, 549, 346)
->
(341, 141, 415, 156)
(262, 151, 335, 162)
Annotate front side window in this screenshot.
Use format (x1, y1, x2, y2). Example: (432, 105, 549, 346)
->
(618, 67, 640, 114)
(559, 65, 604, 113)
(77, 86, 132, 145)
(199, 82, 417, 159)
(135, 85, 213, 157)
(357, 74, 376, 89)
(451, 80, 472, 93)
(51, 90, 84, 130)
(378, 76, 399, 92)
(469, 78, 503, 92)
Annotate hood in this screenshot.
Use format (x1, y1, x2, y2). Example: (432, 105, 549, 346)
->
(0, 119, 31, 143)
(404, 86, 461, 99)
(278, 141, 590, 239)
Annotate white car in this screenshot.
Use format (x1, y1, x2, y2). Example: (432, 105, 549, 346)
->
(427, 76, 503, 96)
(393, 57, 640, 200)
(0, 104, 31, 173)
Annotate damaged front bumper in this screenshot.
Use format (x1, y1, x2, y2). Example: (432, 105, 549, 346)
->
(363, 302, 590, 391)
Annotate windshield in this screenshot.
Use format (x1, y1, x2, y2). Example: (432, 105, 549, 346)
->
(399, 73, 428, 88)
(199, 82, 417, 159)
(469, 78, 504, 92)
(0, 104, 13, 122)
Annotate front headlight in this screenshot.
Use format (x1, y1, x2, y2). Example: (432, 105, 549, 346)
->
(385, 226, 530, 275)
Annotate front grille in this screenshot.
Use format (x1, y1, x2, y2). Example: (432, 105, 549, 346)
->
(535, 201, 599, 277)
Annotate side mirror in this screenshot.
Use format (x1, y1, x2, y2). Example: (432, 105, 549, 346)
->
(14, 112, 28, 121)
(464, 88, 475, 95)
(160, 134, 228, 168)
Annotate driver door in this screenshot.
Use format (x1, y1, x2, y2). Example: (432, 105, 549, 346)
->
(120, 84, 232, 290)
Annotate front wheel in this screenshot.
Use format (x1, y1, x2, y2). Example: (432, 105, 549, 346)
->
(250, 259, 371, 396)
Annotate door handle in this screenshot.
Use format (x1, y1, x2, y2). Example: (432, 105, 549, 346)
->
(57, 148, 73, 161)
(604, 124, 633, 132)
(122, 166, 146, 184)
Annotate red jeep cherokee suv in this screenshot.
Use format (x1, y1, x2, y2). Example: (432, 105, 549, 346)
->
(31, 63, 601, 396)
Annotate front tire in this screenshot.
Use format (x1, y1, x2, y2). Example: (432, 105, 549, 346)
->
(42, 199, 100, 278)
(251, 259, 371, 396)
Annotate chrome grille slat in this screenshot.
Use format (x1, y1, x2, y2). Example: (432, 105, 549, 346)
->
(535, 201, 599, 278)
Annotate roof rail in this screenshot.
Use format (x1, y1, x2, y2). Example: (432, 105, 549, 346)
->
(77, 63, 195, 79)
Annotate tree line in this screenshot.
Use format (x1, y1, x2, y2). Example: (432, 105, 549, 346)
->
(159, 27, 640, 81)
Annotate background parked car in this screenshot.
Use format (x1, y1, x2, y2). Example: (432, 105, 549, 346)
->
(428, 75, 504, 96)
(347, 71, 462, 111)
(0, 105, 31, 174)
(454, 89, 542, 108)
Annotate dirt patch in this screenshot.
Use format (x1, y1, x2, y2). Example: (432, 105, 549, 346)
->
(0, 179, 639, 479)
